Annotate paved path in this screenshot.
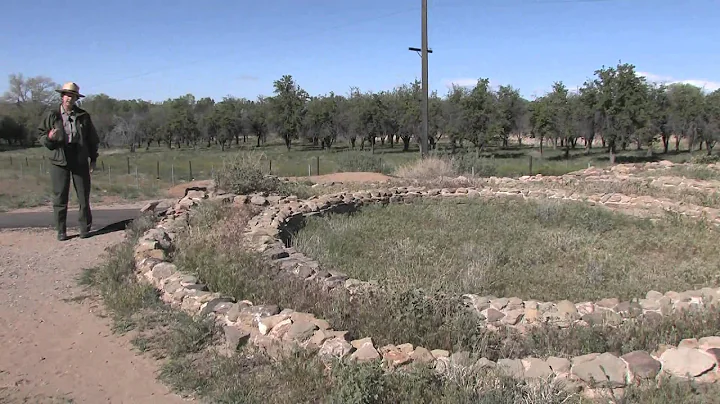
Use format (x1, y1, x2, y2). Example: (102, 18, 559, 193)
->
(0, 208, 141, 230)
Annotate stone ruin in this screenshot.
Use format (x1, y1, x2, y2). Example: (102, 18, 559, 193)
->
(132, 161, 720, 399)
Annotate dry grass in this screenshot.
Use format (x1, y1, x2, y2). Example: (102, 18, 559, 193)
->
(393, 156, 458, 179)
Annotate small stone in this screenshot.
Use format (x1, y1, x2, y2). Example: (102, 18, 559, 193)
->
(284, 320, 318, 342)
(484, 308, 505, 322)
(621, 351, 661, 380)
(490, 298, 509, 310)
(319, 338, 352, 359)
(397, 343, 414, 354)
(660, 347, 717, 378)
(258, 314, 291, 335)
(267, 319, 292, 339)
(497, 358, 524, 378)
(646, 290, 663, 300)
(522, 358, 553, 379)
(223, 325, 250, 351)
(410, 346, 435, 363)
(547, 357, 571, 374)
(571, 352, 628, 388)
(502, 309, 524, 325)
(678, 338, 699, 349)
(250, 195, 268, 206)
(351, 342, 380, 362)
(151, 262, 176, 280)
(351, 337, 373, 350)
(383, 349, 412, 368)
(699, 337, 720, 350)
(431, 349, 450, 359)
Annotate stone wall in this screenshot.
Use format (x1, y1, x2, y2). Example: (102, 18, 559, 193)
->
(132, 178, 720, 398)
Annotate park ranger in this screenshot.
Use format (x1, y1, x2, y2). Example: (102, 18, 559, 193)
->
(38, 82, 99, 241)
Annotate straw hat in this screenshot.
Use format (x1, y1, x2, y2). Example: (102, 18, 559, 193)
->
(56, 82, 85, 98)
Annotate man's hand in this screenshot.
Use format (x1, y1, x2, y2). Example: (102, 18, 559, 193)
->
(48, 128, 57, 140)
(90, 160, 96, 173)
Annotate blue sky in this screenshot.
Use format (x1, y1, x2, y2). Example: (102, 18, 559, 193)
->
(2, 0, 719, 102)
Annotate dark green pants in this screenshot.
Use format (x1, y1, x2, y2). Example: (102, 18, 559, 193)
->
(50, 161, 92, 234)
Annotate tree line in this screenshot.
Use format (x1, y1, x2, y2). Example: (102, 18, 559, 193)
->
(2, 61, 719, 162)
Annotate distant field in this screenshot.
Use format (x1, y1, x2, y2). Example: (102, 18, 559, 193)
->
(0, 135, 702, 211)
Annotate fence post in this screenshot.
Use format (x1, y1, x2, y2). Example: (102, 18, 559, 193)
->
(316, 156, 320, 176)
(101, 161, 105, 172)
(189, 160, 193, 180)
(127, 157, 130, 175)
(135, 166, 139, 189)
(528, 155, 533, 175)
(171, 164, 175, 186)
(269, 159, 272, 174)
(25, 156, 28, 166)
(156, 161, 160, 179)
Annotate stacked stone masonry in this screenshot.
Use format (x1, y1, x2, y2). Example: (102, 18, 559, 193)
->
(133, 163, 720, 398)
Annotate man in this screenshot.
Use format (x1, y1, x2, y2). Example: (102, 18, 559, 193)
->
(38, 82, 99, 241)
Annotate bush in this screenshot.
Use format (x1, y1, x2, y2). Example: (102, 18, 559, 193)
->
(393, 156, 457, 179)
(212, 152, 313, 198)
(690, 154, 720, 164)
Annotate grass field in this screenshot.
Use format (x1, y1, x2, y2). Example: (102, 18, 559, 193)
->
(0, 135, 704, 211)
(293, 197, 720, 302)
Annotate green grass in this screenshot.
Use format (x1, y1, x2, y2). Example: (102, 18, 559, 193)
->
(293, 197, 720, 302)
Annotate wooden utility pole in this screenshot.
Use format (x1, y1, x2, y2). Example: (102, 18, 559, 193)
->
(409, 0, 431, 158)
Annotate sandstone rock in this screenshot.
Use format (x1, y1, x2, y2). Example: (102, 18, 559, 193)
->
(200, 297, 235, 317)
(223, 325, 250, 351)
(646, 290, 664, 300)
(410, 347, 435, 364)
(497, 358, 524, 378)
(284, 320, 318, 342)
(397, 343, 414, 355)
(258, 314, 291, 335)
(319, 337, 352, 359)
(547, 357, 571, 374)
(351, 337, 373, 350)
(484, 308, 505, 322)
(151, 262, 176, 281)
(660, 347, 717, 378)
(351, 342, 380, 362)
(267, 319, 292, 339)
(383, 349, 412, 368)
(621, 351, 661, 380)
(699, 337, 720, 350)
(502, 309, 524, 325)
(474, 357, 496, 369)
(571, 352, 627, 388)
(522, 357, 554, 379)
(250, 195, 268, 206)
(431, 349, 450, 359)
(678, 338, 699, 349)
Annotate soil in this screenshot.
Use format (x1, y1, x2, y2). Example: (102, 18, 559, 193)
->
(0, 228, 188, 404)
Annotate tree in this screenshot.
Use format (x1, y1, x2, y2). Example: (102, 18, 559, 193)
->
(269, 75, 308, 149)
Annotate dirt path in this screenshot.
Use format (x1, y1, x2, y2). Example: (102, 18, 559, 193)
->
(0, 228, 188, 404)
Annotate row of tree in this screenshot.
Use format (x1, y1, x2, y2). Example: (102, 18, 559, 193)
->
(2, 62, 720, 162)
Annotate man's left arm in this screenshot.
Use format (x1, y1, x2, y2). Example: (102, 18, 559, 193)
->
(86, 115, 100, 164)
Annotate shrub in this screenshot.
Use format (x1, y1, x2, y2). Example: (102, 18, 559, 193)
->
(393, 156, 457, 179)
(212, 151, 313, 198)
